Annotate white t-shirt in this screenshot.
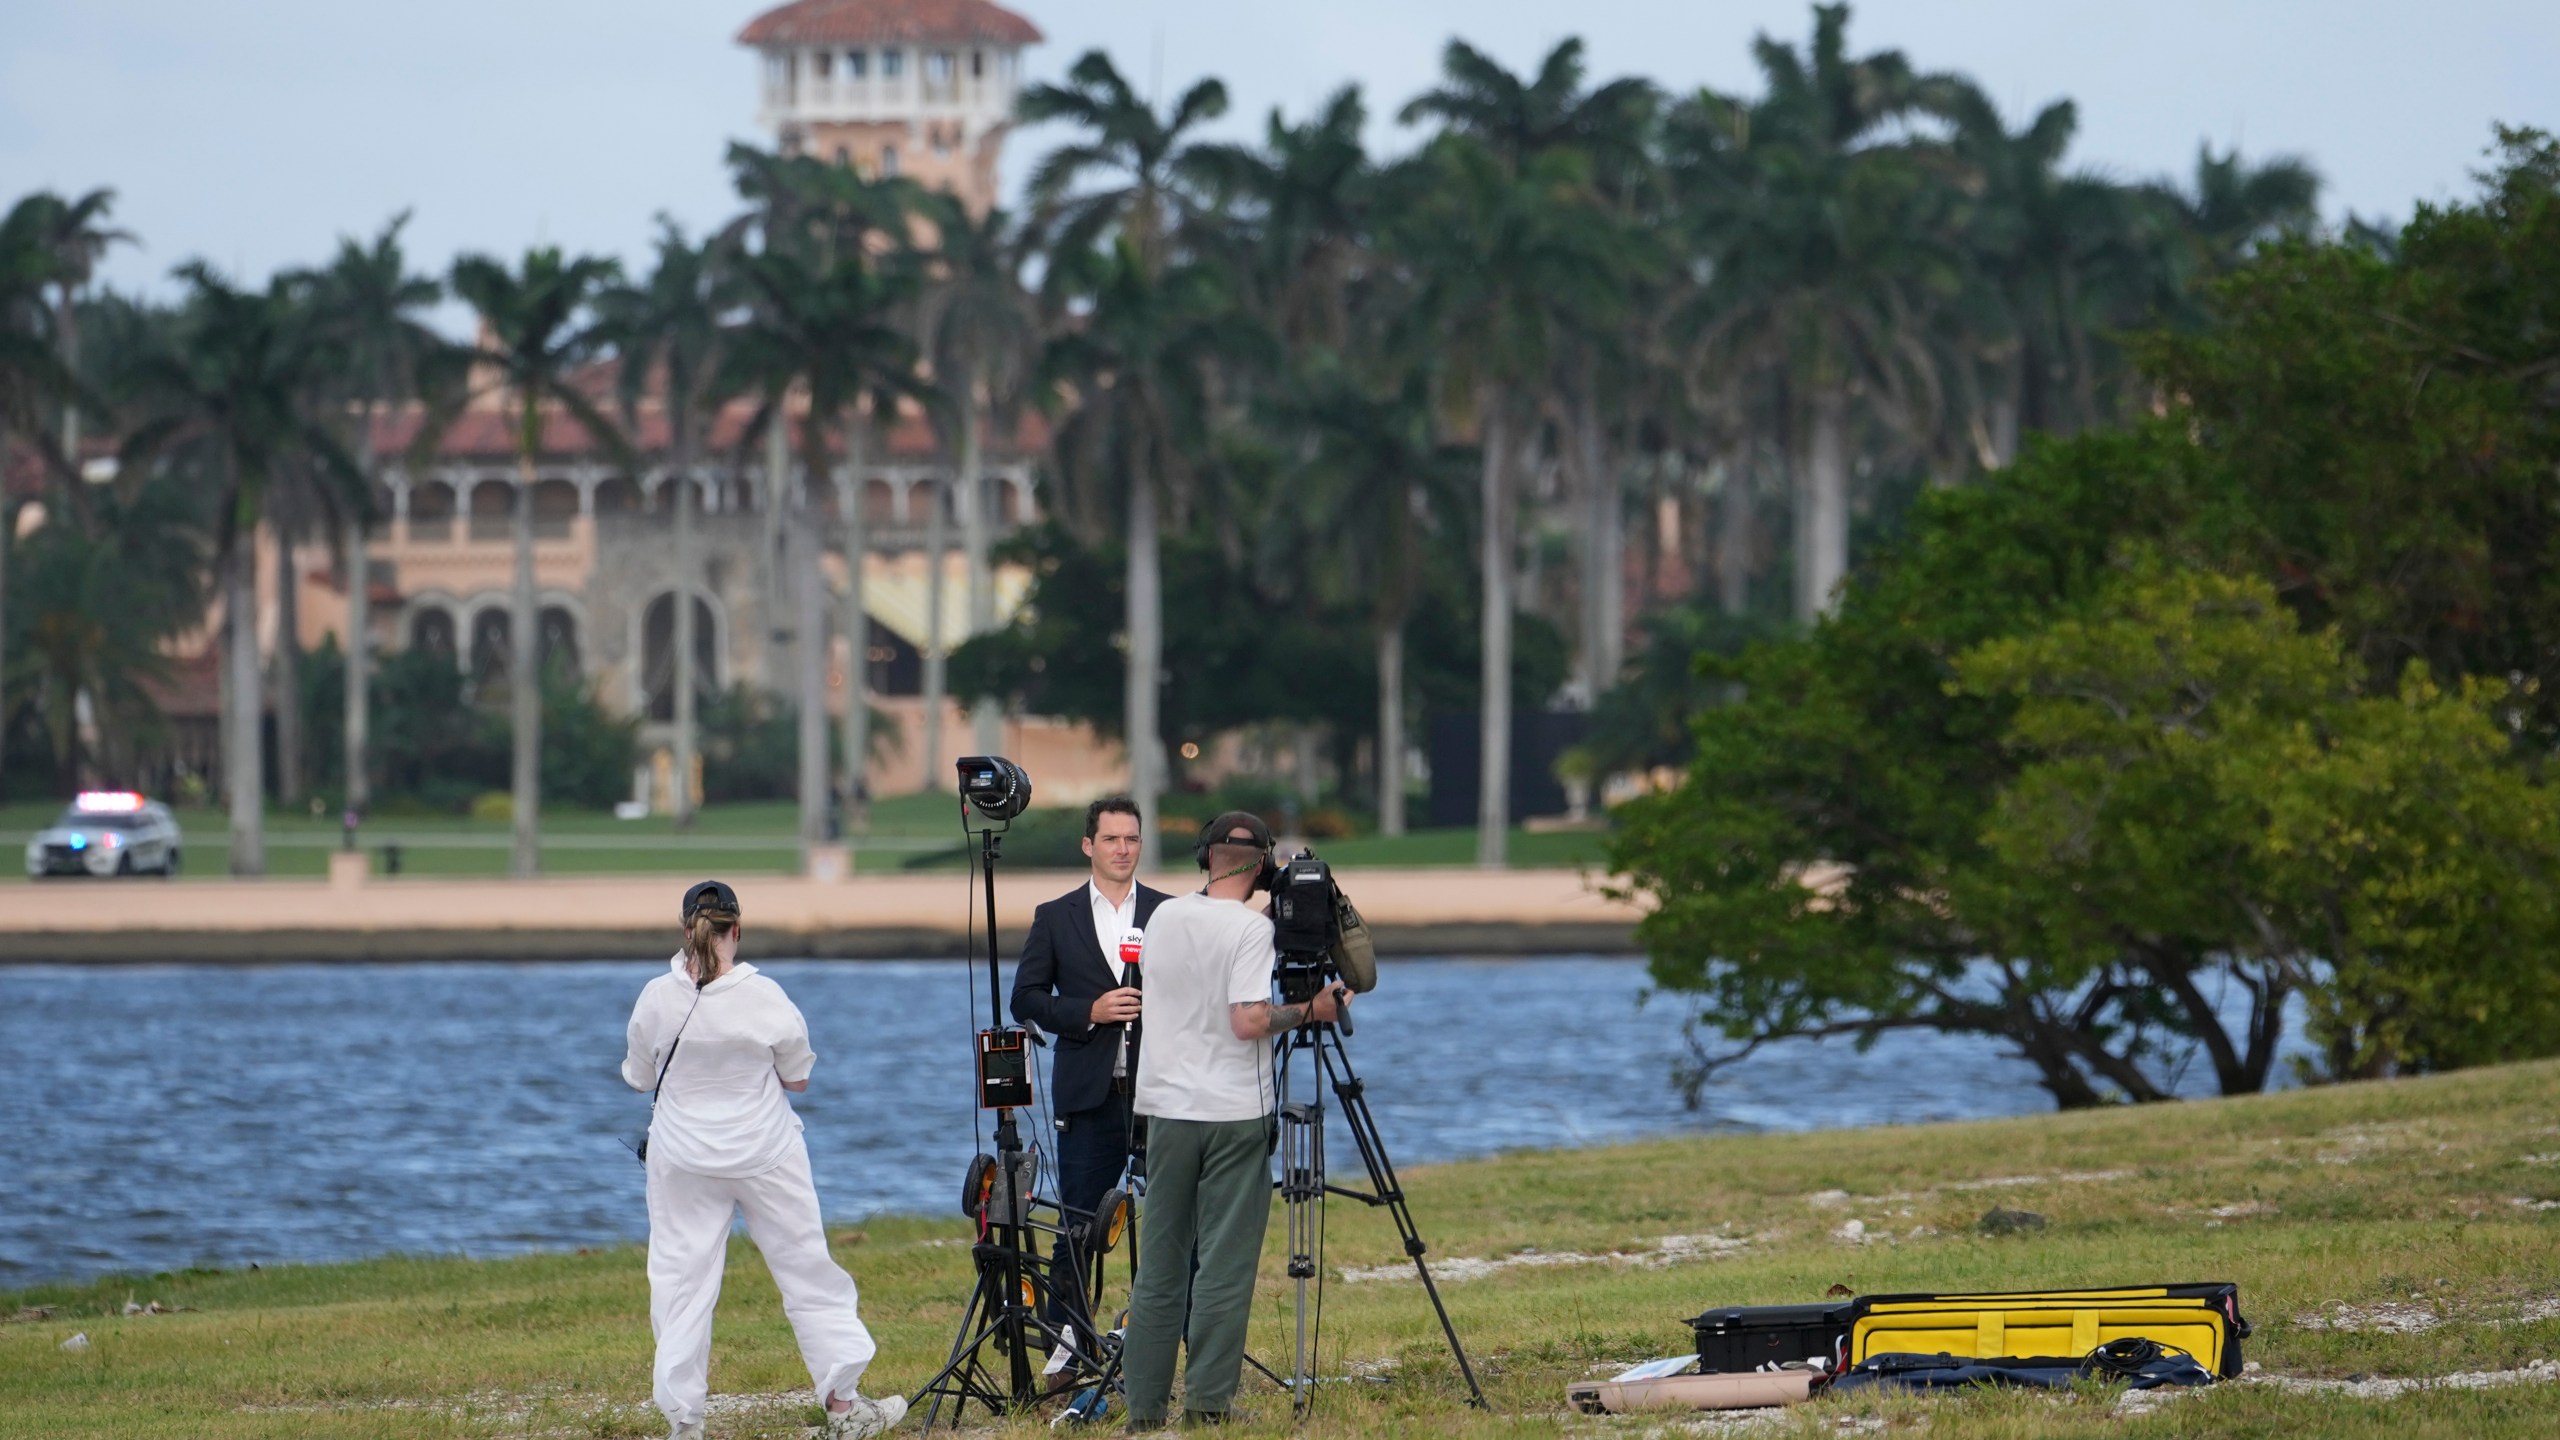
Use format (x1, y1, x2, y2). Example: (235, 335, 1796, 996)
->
(622, 955, 817, 1178)
(1132, 893, 1277, 1123)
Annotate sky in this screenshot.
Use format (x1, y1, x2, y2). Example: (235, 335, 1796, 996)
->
(4, 0, 2555, 310)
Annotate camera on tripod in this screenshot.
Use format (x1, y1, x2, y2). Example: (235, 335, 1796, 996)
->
(1260, 848, 1379, 1000)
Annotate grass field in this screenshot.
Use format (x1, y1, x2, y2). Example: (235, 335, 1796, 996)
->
(6, 1058, 2556, 1437)
(0, 793, 1611, 881)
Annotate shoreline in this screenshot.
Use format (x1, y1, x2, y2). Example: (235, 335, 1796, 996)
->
(20, 866, 1642, 963)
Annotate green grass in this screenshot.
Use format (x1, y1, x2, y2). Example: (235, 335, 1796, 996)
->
(0, 793, 1609, 880)
(6, 1059, 2556, 1436)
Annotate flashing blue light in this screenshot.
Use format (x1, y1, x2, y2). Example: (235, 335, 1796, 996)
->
(68, 835, 86, 851)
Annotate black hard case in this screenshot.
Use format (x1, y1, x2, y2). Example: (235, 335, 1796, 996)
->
(1685, 1303, 1854, 1374)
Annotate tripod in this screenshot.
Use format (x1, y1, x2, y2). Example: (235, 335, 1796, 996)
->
(1272, 960, 1486, 1411)
(914, 829, 1119, 1427)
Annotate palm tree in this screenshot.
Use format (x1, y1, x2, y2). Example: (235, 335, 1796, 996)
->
(30, 190, 126, 514)
(919, 199, 1038, 768)
(0, 192, 102, 793)
(446, 248, 626, 877)
(729, 244, 932, 852)
(298, 213, 450, 818)
(1663, 4, 1959, 622)
(119, 264, 360, 874)
(1019, 48, 1229, 869)
(1386, 136, 1625, 864)
(1185, 84, 1376, 356)
(1273, 362, 1468, 834)
(601, 220, 737, 830)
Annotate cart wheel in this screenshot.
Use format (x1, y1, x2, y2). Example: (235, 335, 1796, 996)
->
(1087, 1188, 1131, 1254)
(961, 1153, 997, 1220)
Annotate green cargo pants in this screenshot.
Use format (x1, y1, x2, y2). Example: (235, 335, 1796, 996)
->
(1119, 1114, 1273, 1423)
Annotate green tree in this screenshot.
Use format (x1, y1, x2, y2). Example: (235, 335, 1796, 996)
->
(599, 220, 737, 829)
(119, 264, 361, 873)
(446, 247, 627, 876)
(1019, 49, 1233, 868)
(298, 212, 453, 818)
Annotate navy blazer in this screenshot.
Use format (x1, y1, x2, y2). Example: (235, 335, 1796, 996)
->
(1010, 880, 1171, 1117)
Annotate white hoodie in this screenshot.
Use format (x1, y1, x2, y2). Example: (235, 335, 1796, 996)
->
(623, 955, 818, 1178)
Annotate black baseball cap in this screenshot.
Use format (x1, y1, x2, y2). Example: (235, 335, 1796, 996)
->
(1200, 811, 1273, 852)
(681, 879, 741, 922)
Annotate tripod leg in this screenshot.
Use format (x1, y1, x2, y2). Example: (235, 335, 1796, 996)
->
(1317, 1031, 1488, 1409)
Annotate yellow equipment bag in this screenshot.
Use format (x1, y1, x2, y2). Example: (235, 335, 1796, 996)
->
(1848, 1285, 2249, 1379)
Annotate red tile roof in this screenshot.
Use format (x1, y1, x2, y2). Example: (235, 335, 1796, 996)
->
(738, 0, 1043, 48)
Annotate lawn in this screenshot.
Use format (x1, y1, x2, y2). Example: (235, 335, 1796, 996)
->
(5, 1057, 2555, 1437)
(0, 793, 1609, 880)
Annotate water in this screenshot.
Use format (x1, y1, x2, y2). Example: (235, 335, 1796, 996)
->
(0, 957, 2283, 1288)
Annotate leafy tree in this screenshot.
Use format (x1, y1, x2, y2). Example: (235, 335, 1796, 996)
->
(446, 247, 627, 876)
(119, 264, 360, 873)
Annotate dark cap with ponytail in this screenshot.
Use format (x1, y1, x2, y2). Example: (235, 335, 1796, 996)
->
(681, 880, 741, 988)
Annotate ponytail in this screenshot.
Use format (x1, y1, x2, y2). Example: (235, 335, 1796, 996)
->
(684, 906, 738, 988)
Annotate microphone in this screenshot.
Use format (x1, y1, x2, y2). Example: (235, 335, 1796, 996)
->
(1112, 930, 1144, 1084)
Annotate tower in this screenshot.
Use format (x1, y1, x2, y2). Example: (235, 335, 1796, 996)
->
(739, 0, 1044, 215)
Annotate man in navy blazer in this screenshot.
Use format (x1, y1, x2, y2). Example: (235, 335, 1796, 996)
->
(1009, 795, 1169, 1345)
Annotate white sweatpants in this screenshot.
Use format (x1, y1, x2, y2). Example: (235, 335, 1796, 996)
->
(645, 1140, 877, 1427)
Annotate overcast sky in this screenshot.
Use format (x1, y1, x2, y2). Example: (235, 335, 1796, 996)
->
(6, 0, 2554, 309)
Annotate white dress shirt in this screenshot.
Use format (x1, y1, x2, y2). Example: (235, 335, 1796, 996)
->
(1089, 879, 1139, 983)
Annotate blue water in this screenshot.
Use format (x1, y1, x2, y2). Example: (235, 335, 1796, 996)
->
(0, 957, 2293, 1288)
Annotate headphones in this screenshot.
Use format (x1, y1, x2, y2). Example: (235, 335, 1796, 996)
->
(1193, 820, 1276, 885)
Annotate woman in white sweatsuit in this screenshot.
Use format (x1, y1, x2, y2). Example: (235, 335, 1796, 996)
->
(624, 879, 904, 1440)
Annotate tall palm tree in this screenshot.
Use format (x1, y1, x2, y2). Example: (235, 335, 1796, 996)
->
(1386, 137, 1624, 864)
(1272, 362, 1468, 834)
(919, 199, 1038, 768)
(729, 245, 933, 851)
(1185, 84, 1376, 356)
(446, 248, 626, 877)
(601, 220, 737, 830)
(31, 190, 126, 517)
(0, 192, 101, 793)
(299, 213, 450, 816)
(1019, 48, 1229, 869)
(119, 264, 360, 874)
(1663, 4, 1959, 622)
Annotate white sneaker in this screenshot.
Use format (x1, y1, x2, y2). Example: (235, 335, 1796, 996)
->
(671, 1423, 705, 1440)
(825, 1392, 908, 1439)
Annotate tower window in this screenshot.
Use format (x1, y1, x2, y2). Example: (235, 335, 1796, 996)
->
(880, 146, 899, 178)
(845, 49, 867, 78)
(881, 48, 904, 78)
(927, 51, 954, 85)
(834, 145, 851, 167)
(812, 50, 831, 78)
(971, 49, 985, 79)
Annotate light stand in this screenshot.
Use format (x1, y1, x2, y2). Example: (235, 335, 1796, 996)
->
(1271, 957, 1487, 1412)
(914, 810, 1123, 1427)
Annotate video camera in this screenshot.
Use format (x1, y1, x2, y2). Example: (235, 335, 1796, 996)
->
(1263, 847, 1380, 1004)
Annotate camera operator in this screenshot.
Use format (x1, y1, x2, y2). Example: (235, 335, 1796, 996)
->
(1120, 812, 1346, 1428)
(1006, 796, 1168, 1345)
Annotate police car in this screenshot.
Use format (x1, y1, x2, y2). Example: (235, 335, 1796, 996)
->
(25, 792, 184, 878)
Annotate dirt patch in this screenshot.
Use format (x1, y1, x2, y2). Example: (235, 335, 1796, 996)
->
(1343, 1232, 1756, 1284)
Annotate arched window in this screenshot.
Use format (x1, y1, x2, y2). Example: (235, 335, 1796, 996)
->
(862, 478, 899, 526)
(593, 476, 641, 517)
(408, 480, 456, 541)
(641, 592, 721, 722)
(469, 609, 512, 691)
(409, 607, 457, 662)
(533, 479, 580, 539)
(539, 605, 581, 681)
(467, 479, 513, 542)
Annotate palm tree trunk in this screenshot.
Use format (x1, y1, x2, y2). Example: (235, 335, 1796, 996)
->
(671, 428, 699, 829)
(837, 414, 870, 834)
(1376, 619, 1406, 836)
(272, 531, 303, 805)
(1797, 383, 1850, 622)
(344, 414, 374, 812)
(1576, 392, 1624, 694)
(960, 391, 1001, 756)
(509, 449, 541, 877)
(761, 408, 792, 690)
(1126, 475, 1163, 873)
(225, 539, 265, 876)
(1716, 449, 1752, 618)
(1476, 389, 1513, 868)
(919, 464, 949, 792)
(795, 484, 829, 863)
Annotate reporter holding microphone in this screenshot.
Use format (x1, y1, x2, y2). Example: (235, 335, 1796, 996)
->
(623, 880, 905, 1440)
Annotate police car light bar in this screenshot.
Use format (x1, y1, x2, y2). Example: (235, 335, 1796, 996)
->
(74, 791, 146, 813)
